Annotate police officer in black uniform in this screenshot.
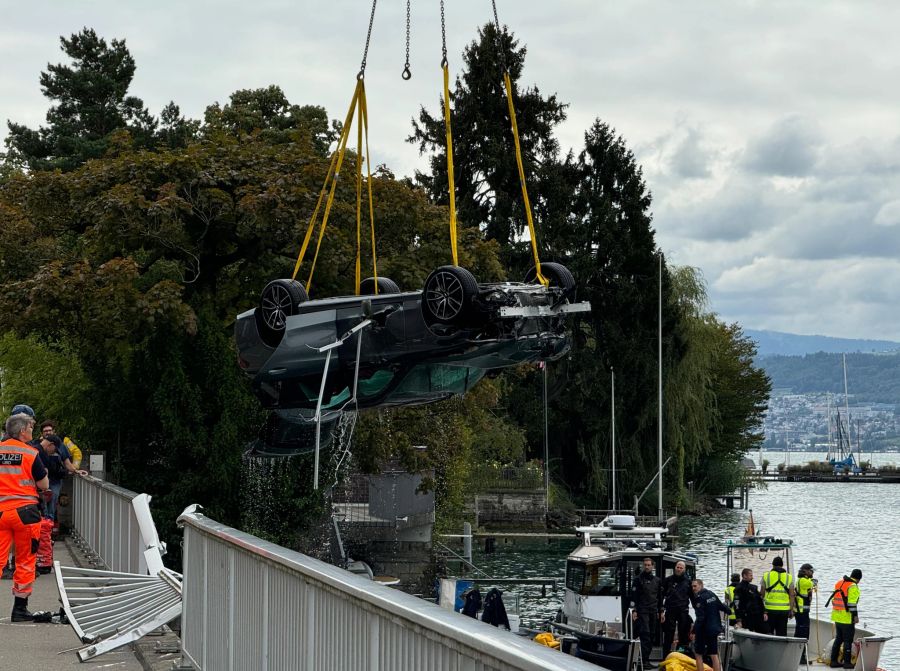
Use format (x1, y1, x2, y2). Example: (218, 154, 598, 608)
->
(630, 557, 663, 668)
(661, 560, 693, 654)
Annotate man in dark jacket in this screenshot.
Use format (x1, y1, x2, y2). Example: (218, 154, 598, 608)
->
(661, 560, 693, 654)
(692, 579, 730, 671)
(630, 557, 662, 668)
(733, 568, 766, 633)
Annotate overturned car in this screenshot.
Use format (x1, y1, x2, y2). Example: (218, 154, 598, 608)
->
(235, 263, 589, 453)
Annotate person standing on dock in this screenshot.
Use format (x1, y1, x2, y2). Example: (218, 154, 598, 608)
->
(691, 578, 730, 671)
(760, 555, 795, 636)
(630, 557, 663, 668)
(795, 563, 816, 662)
(661, 560, 693, 654)
(733, 568, 766, 633)
(828, 569, 862, 669)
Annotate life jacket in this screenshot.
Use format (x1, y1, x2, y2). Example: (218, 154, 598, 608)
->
(828, 579, 852, 611)
(827, 577, 859, 624)
(725, 584, 737, 621)
(796, 576, 814, 613)
(0, 438, 41, 511)
(763, 569, 793, 611)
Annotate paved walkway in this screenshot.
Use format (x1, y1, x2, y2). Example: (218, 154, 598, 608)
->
(0, 539, 144, 670)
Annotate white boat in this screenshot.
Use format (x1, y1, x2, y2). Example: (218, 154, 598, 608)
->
(725, 530, 891, 671)
(551, 514, 698, 668)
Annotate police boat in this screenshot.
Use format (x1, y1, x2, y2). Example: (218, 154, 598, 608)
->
(549, 514, 700, 669)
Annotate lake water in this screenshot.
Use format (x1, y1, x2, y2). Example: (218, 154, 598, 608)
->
(471, 481, 899, 669)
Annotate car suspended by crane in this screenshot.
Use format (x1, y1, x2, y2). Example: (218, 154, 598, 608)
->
(234, 0, 590, 458)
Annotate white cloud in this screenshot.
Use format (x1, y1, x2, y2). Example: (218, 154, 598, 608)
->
(3, 0, 900, 339)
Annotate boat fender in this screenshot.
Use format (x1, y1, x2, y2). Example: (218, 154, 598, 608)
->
(659, 651, 712, 671)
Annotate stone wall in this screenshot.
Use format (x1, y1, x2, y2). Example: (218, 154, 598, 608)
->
(470, 491, 547, 530)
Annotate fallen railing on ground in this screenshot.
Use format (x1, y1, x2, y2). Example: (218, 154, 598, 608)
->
(63, 474, 180, 662)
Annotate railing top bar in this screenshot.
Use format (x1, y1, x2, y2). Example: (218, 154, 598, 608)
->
(78, 474, 141, 501)
(178, 507, 597, 671)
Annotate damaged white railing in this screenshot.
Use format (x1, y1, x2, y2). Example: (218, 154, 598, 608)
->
(62, 474, 179, 661)
(178, 505, 599, 671)
(71, 474, 165, 574)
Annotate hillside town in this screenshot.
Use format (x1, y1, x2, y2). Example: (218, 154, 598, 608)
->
(763, 389, 900, 453)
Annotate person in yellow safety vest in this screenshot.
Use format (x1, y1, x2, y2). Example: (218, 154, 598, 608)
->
(795, 563, 816, 663)
(724, 573, 739, 624)
(759, 555, 795, 636)
(828, 569, 862, 669)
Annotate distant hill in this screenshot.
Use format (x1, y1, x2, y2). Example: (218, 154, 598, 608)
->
(759, 351, 900, 403)
(747, 329, 900, 357)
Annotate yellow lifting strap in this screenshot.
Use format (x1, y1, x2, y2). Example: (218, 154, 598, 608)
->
(502, 71, 548, 286)
(442, 63, 459, 267)
(290, 78, 378, 296)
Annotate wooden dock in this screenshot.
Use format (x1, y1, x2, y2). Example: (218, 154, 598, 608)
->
(754, 471, 900, 483)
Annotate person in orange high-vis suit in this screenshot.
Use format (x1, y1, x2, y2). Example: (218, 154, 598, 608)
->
(0, 413, 49, 622)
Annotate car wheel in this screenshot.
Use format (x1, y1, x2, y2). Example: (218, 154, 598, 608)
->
(422, 265, 478, 325)
(524, 262, 576, 294)
(257, 279, 308, 347)
(359, 276, 401, 295)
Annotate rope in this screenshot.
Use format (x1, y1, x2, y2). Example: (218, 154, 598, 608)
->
(442, 63, 459, 266)
(359, 83, 379, 293)
(292, 84, 360, 285)
(502, 71, 547, 286)
(490, 0, 547, 285)
(305, 81, 362, 294)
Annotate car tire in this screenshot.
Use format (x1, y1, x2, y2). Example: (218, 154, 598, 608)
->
(257, 279, 308, 347)
(359, 276, 401, 295)
(422, 265, 479, 326)
(524, 262, 576, 294)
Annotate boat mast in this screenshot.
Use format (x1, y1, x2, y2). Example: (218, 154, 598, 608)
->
(611, 367, 617, 512)
(842, 353, 852, 461)
(657, 252, 664, 523)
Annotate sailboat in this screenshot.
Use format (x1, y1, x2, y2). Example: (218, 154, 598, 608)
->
(828, 354, 861, 475)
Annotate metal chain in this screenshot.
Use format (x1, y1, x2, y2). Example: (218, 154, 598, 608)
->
(358, 0, 378, 79)
(402, 0, 412, 79)
(490, 0, 508, 73)
(440, 0, 448, 67)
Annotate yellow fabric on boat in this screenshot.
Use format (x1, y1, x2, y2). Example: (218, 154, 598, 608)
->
(359, 82, 378, 294)
(533, 632, 560, 649)
(659, 651, 712, 671)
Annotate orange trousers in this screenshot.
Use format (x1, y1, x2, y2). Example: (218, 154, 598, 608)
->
(0, 504, 41, 598)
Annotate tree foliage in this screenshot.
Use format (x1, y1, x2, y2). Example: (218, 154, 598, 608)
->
(414, 25, 771, 509)
(3, 28, 196, 172)
(0, 68, 508, 549)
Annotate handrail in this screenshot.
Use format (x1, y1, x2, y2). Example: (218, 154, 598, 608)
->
(70, 475, 163, 575)
(178, 506, 602, 671)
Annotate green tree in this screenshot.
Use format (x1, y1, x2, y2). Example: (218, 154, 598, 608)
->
(409, 23, 569, 257)
(0, 83, 508, 550)
(2, 28, 196, 171)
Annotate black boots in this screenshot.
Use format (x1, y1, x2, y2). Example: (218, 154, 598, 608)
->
(11, 596, 33, 622)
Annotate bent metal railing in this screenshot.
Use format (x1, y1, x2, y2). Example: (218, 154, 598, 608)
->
(178, 505, 600, 671)
(70, 474, 165, 575)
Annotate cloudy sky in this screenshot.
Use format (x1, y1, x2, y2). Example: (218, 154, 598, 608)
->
(3, 1, 899, 340)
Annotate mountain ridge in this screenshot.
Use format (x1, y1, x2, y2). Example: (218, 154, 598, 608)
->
(746, 329, 900, 358)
